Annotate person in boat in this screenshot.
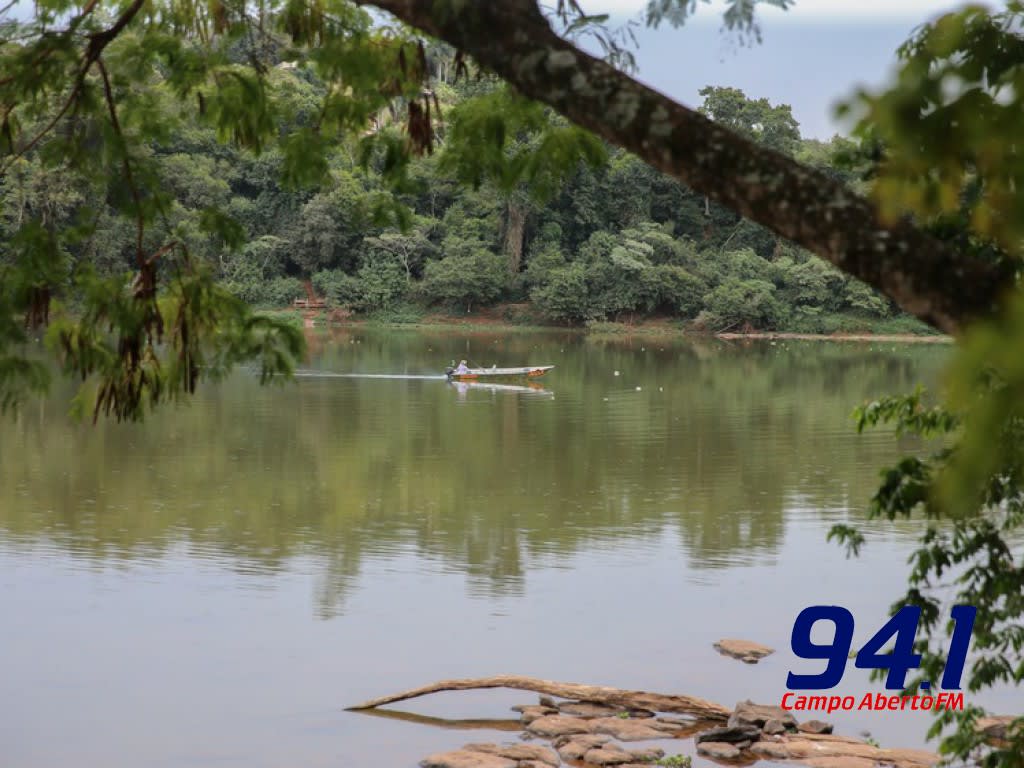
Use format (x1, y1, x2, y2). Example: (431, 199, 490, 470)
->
(455, 360, 470, 374)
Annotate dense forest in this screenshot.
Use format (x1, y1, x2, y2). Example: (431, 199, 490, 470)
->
(0, 43, 924, 334)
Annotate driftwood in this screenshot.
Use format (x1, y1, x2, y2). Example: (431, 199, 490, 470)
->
(346, 675, 731, 721)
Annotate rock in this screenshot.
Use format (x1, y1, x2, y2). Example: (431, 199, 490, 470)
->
(695, 724, 762, 744)
(589, 716, 673, 741)
(583, 745, 637, 765)
(798, 733, 867, 745)
(799, 719, 834, 735)
(513, 704, 559, 723)
(749, 737, 939, 767)
(626, 746, 665, 762)
(730, 700, 799, 729)
(628, 709, 654, 719)
(655, 716, 693, 727)
(799, 758, 877, 768)
(748, 741, 794, 760)
(538, 696, 557, 709)
(553, 734, 611, 760)
(639, 718, 683, 734)
(420, 749, 517, 768)
(557, 701, 624, 718)
(525, 714, 592, 738)
(463, 743, 560, 767)
(762, 719, 787, 735)
(553, 733, 611, 749)
(977, 715, 1019, 741)
(696, 742, 742, 759)
(714, 638, 775, 664)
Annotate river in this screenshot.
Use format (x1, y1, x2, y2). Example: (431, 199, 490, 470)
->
(0, 329, 1002, 767)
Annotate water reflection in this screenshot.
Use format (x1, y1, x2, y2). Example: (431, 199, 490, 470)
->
(2, 331, 967, 767)
(0, 331, 947, 618)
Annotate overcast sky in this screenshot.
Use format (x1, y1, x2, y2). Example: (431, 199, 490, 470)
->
(586, 0, 982, 21)
(577, 1, 983, 137)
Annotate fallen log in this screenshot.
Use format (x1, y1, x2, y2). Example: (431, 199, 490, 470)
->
(346, 675, 731, 721)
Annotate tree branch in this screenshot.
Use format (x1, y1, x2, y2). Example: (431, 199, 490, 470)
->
(346, 674, 732, 721)
(0, 0, 147, 176)
(358, 0, 1013, 335)
(96, 56, 145, 266)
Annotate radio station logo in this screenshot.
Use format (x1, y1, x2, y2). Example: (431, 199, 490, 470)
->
(781, 604, 976, 713)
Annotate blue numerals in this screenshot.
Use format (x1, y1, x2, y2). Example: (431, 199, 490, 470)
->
(787, 606, 855, 689)
(786, 605, 976, 690)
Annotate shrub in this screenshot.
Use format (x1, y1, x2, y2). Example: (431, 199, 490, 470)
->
(655, 265, 706, 318)
(531, 262, 591, 323)
(702, 277, 782, 330)
(420, 250, 507, 311)
(312, 269, 361, 307)
(355, 257, 407, 311)
(261, 276, 306, 307)
(583, 247, 660, 317)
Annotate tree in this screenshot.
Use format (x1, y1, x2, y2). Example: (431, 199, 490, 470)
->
(419, 250, 507, 312)
(364, 227, 436, 283)
(698, 85, 801, 155)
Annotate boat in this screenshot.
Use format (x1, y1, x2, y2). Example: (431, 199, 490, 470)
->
(445, 365, 554, 381)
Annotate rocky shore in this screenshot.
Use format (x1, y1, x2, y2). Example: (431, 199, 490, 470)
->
(419, 696, 939, 768)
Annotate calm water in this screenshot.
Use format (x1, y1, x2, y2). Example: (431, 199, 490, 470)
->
(0, 330, 1005, 767)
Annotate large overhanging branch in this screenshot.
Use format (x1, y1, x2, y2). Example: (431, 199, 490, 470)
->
(358, 0, 1013, 335)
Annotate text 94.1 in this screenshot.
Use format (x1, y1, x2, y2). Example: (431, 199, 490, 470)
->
(786, 605, 976, 691)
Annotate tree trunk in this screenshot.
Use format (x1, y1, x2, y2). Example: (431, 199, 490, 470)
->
(503, 199, 527, 275)
(356, 0, 1013, 335)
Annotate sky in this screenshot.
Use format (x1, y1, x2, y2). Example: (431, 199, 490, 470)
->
(587, 0, 973, 20)
(576, 1, 984, 138)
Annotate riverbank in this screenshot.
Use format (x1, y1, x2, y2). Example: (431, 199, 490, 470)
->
(716, 331, 953, 344)
(261, 307, 952, 343)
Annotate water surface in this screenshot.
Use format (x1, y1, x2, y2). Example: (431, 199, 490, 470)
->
(0, 330, 997, 767)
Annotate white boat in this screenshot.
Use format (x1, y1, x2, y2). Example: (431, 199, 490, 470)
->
(445, 365, 554, 381)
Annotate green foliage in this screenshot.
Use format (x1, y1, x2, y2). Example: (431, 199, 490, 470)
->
(700, 277, 781, 330)
(655, 265, 706, 318)
(362, 303, 424, 324)
(46, 264, 303, 422)
(844, 3, 1024, 255)
(312, 269, 361, 306)
(650, 754, 692, 768)
(420, 251, 507, 312)
(531, 262, 592, 323)
(355, 256, 407, 311)
(824, 7, 1024, 760)
(439, 87, 607, 200)
(699, 85, 801, 154)
(830, 375, 1024, 762)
